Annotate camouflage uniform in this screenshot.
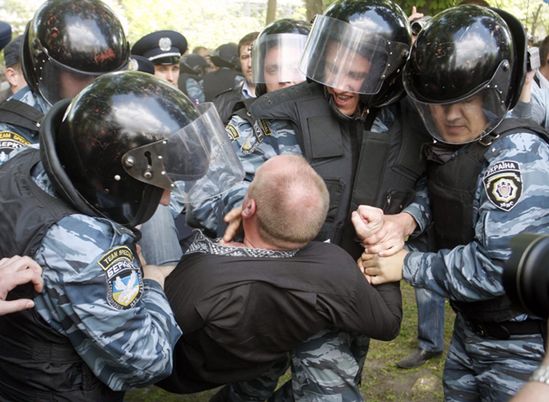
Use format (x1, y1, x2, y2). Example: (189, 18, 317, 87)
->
(0, 87, 49, 164)
(404, 131, 549, 401)
(189, 112, 302, 235)
(190, 106, 427, 401)
(182, 77, 205, 104)
(0, 161, 182, 395)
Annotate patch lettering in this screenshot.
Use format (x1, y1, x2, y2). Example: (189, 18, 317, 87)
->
(252, 120, 265, 144)
(226, 124, 240, 141)
(257, 119, 272, 136)
(0, 131, 32, 163)
(99, 246, 143, 309)
(483, 160, 522, 211)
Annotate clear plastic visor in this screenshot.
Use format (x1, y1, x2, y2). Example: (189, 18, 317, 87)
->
(37, 47, 128, 105)
(299, 15, 407, 94)
(412, 88, 508, 145)
(409, 60, 512, 144)
(252, 33, 308, 85)
(123, 103, 244, 203)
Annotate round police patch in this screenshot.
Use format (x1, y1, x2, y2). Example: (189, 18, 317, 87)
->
(98, 246, 143, 309)
(483, 160, 523, 211)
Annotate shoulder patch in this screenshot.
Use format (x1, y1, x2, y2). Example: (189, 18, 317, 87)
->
(483, 160, 522, 211)
(99, 246, 143, 309)
(226, 124, 240, 141)
(0, 131, 32, 161)
(257, 119, 272, 136)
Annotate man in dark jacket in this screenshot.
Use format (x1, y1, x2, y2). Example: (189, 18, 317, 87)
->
(158, 155, 402, 400)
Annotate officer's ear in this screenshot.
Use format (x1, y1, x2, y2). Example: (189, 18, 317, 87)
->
(241, 198, 256, 219)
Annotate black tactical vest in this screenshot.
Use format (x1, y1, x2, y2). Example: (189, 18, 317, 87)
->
(212, 83, 244, 125)
(0, 98, 43, 135)
(0, 149, 123, 401)
(250, 81, 429, 259)
(426, 119, 549, 322)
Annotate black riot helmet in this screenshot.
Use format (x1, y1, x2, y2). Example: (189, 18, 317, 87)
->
(40, 71, 244, 227)
(252, 18, 311, 97)
(403, 5, 525, 144)
(300, 0, 411, 107)
(21, 0, 130, 106)
(210, 43, 239, 69)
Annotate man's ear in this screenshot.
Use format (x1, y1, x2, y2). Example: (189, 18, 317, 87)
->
(241, 198, 256, 218)
(5, 67, 17, 86)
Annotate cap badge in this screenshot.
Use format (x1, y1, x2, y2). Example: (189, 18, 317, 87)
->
(128, 58, 139, 71)
(159, 37, 172, 52)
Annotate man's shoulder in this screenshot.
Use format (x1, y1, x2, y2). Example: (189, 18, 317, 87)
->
(214, 82, 242, 100)
(490, 124, 549, 155)
(12, 87, 48, 113)
(299, 241, 355, 261)
(46, 214, 134, 253)
(255, 81, 321, 105)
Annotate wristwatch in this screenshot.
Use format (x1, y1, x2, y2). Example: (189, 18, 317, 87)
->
(530, 364, 549, 385)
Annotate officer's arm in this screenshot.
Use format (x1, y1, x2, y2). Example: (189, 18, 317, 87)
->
(403, 136, 549, 301)
(36, 216, 182, 391)
(401, 175, 431, 235)
(355, 177, 429, 256)
(186, 113, 255, 234)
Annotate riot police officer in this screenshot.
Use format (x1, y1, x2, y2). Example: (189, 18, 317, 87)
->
(203, 42, 243, 101)
(0, 71, 242, 401)
(362, 5, 549, 401)
(193, 1, 430, 399)
(0, 0, 129, 164)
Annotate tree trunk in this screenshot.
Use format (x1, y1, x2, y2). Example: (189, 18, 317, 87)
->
(304, 0, 324, 23)
(266, 0, 277, 25)
(530, 4, 543, 43)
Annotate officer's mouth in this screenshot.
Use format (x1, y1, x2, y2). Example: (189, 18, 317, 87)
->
(444, 124, 467, 136)
(329, 90, 357, 108)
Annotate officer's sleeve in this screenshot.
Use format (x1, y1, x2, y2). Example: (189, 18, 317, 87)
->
(403, 134, 549, 301)
(508, 82, 546, 125)
(185, 78, 205, 104)
(530, 83, 548, 127)
(34, 215, 182, 391)
(187, 114, 258, 233)
(401, 176, 431, 235)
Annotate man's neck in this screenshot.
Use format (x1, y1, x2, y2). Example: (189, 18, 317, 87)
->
(539, 65, 549, 82)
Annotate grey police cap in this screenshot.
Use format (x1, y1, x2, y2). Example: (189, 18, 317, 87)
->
(4, 35, 23, 67)
(0, 21, 11, 51)
(131, 30, 188, 65)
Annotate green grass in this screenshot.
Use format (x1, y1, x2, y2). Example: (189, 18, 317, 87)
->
(126, 282, 455, 401)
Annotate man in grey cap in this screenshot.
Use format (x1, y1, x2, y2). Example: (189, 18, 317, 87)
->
(3, 35, 27, 96)
(131, 30, 188, 87)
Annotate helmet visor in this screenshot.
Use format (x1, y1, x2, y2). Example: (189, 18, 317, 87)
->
(411, 88, 508, 145)
(37, 44, 128, 105)
(299, 15, 408, 94)
(252, 33, 308, 85)
(409, 60, 512, 144)
(123, 102, 244, 203)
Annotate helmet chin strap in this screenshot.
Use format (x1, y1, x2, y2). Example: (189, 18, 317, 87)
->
(39, 99, 106, 220)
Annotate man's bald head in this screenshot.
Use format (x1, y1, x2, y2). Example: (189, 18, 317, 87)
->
(246, 155, 329, 248)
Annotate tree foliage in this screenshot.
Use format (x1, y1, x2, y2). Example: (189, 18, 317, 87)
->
(0, 0, 547, 51)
